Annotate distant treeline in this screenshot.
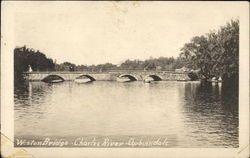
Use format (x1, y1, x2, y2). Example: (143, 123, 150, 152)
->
(14, 19, 239, 82)
(55, 57, 185, 72)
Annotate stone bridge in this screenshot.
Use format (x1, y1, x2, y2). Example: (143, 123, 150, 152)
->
(23, 71, 191, 81)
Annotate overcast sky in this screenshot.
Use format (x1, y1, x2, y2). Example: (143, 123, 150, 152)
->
(11, 1, 244, 65)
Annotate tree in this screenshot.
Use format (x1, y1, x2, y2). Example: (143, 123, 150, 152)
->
(217, 19, 239, 82)
(14, 46, 55, 80)
(179, 19, 239, 82)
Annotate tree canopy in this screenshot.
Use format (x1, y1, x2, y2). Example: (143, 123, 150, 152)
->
(14, 46, 55, 80)
(179, 19, 239, 81)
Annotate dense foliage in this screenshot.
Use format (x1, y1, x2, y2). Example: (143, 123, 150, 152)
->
(14, 46, 55, 79)
(179, 19, 239, 82)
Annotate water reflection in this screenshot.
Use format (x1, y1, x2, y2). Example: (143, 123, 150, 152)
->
(14, 81, 238, 147)
(180, 82, 238, 147)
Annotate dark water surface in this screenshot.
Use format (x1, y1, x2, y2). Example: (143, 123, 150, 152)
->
(14, 81, 238, 147)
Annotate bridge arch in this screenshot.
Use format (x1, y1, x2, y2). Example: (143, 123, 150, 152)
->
(76, 75, 96, 81)
(41, 75, 65, 83)
(119, 74, 137, 81)
(147, 75, 162, 81)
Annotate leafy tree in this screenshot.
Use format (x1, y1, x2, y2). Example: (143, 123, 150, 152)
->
(14, 46, 55, 80)
(179, 19, 239, 82)
(217, 19, 239, 82)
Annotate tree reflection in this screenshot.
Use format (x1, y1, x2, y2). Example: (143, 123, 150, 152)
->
(182, 81, 238, 147)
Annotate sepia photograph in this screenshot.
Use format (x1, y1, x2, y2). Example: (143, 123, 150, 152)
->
(1, 1, 249, 158)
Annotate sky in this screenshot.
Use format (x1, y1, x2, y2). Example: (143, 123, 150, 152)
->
(10, 1, 244, 65)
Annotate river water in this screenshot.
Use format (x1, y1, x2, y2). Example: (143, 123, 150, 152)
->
(14, 81, 238, 147)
